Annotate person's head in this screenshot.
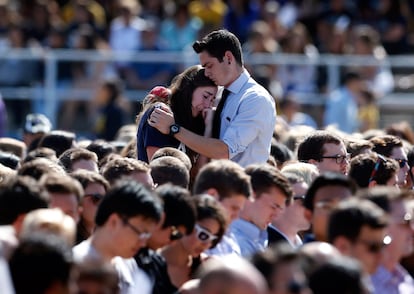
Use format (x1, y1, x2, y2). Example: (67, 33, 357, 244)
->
(40, 173, 84, 223)
(170, 64, 217, 133)
(20, 208, 77, 246)
(328, 198, 389, 274)
(85, 140, 116, 166)
(58, 147, 99, 173)
(95, 180, 163, 258)
(150, 146, 192, 171)
(193, 159, 252, 222)
(349, 152, 399, 188)
(0, 137, 27, 160)
(303, 172, 357, 241)
(197, 254, 268, 294)
(270, 139, 294, 169)
(0, 176, 49, 232)
(9, 232, 74, 294)
(359, 187, 414, 263)
(297, 130, 349, 175)
(149, 156, 190, 189)
(37, 130, 77, 157)
(370, 134, 409, 188)
(193, 29, 244, 87)
(308, 255, 367, 294)
(95, 78, 123, 106)
(22, 113, 52, 150)
(181, 194, 227, 256)
(18, 157, 66, 180)
(346, 137, 374, 158)
(274, 172, 311, 234)
(101, 157, 154, 189)
(70, 169, 110, 242)
(243, 164, 293, 229)
(23, 147, 57, 163)
(251, 243, 310, 294)
(280, 161, 320, 186)
(74, 259, 119, 294)
(147, 183, 197, 250)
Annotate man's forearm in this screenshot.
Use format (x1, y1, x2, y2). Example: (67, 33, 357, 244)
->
(174, 127, 229, 159)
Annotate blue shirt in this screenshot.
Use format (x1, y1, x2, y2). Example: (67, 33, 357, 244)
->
(371, 264, 414, 294)
(228, 218, 267, 258)
(324, 87, 358, 134)
(220, 70, 276, 167)
(136, 106, 179, 162)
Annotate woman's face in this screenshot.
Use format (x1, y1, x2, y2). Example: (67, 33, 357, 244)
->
(181, 218, 220, 257)
(191, 86, 217, 117)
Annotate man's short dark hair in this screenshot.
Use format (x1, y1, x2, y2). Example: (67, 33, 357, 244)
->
(150, 156, 190, 189)
(95, 180, 163, 226)
(58, 147, 98, 172)
(304, 172, 357, 211)
(328, 198, 388, 243)
(297, 131, 344, 162)
(193, 29, 243, 66)
(370, 135, 403, 157)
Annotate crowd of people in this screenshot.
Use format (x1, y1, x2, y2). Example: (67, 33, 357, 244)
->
(0, 24, 414, 294)
(1, 1, 414, 294)
(0, 0, 413, 136)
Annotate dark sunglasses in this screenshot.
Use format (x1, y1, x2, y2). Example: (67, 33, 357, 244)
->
(357, 235, 391, 253)
(395, 158, 408, 169)
(85, 193, 104, 205)
(195, 224, 218, 243)
(320, 153, 350, 164)
(170, 226, 183, 241)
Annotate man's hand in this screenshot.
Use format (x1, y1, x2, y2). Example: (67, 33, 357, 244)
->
(148, 103, 175, 135)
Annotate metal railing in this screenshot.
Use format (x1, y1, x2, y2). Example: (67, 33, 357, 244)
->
(0, 48, 413, 132)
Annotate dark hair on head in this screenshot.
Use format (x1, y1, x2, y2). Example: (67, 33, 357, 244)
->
(297, 130, 344, 162)
(370, 134, 403, 157)
(37, 130, 76, 157)
(155, 183, 196, 234)
(0, 176, 49, 225)
(194, 194, 228, 248)
(245, 163, 293, 204)
(170, 65, 216, 135)
(18, 157, 66, 180)
(151, 147, 192, 171)
(9, 232, 73, 294)
(270, 139, 294, 168)
(69, 169, 109, 191)
(327, 198, 388, 244)
(193, 29, 243, 66)
(58, 147, 98, 173)
(95, 180, 163, 226)
(102, 77, 123, 103)
(349, 153, 398, 188)
(86, 140, 116, 164)
(150, 156, 190, 189)
(23, 147, 57, 164)
(304, 172, 357, 211)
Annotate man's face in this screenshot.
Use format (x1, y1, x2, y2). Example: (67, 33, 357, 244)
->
(49, 192, 80, 223)
(349, 225, 388, 274)
(316, 142, 349, 175)
(199, 51, 232, 87)
(390, 146, 409, 188)
(308, 185, 352, 241)
(220, 194, 247, 223)
(251, 187, 287, 229)
(82, 182, 106, 225)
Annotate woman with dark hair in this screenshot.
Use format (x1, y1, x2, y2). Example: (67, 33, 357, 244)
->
(160, 194, 228, 292)
(136, 65, 217, 166)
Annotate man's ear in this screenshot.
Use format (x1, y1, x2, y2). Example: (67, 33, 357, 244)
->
(332, 235, 352, 255)
(206, 188, 219, 200)
(368, 180, 377, 188)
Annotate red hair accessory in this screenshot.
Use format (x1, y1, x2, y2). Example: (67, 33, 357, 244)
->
(149, 86, 171, 101)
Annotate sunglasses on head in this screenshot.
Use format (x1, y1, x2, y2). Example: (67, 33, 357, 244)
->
(85, 193, 104, 205)
(170, 226, 183, 241)
(368, 154, 387, 183)
(195, 224, 218, 243)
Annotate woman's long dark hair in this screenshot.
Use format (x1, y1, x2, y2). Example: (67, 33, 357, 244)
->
(170, 65, 216, 135)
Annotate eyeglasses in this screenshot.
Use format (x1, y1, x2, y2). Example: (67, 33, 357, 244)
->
(121, 217, 152, 240)
(395, 158, 408, 169)
(170, 226, 183, 241)
(368, 154, 387, 183)
(85, 193, 104, 205)
(195, 224, 218, 243)
(293, 195, 305, 204)
(356, 235, 392, 253)
(320, 153, 350, 164)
